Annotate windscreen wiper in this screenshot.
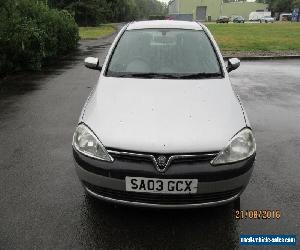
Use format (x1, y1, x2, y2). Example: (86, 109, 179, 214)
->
(180, 73, 222, 79)
(117, 73, 180, 79)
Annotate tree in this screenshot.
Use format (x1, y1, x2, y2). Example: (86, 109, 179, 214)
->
(257, 0, 300, 12)
(47, 0, 167, 26)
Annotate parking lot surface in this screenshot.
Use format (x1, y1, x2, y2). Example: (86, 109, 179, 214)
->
(0, 28, 299, 249)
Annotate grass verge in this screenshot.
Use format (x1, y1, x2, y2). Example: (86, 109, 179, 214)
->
(79, 23, 300, 55)
(206, 22, 300, 53)
(79, 25, 116, 40)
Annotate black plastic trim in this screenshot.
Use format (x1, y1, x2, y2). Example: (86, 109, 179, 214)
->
(84, 182, 242, 205)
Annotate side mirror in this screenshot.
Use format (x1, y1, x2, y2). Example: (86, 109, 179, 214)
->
(227, 58, 240, 72)
(84, 57, 102, 71)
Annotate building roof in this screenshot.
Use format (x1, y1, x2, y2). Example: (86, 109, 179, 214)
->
(127, 20, 203, 30)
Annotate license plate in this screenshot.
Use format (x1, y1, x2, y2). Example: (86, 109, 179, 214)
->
(125, 177, 198, 194)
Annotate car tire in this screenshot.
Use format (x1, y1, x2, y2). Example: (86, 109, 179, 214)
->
(85, 189, 97, 201)
(233, 197, 241, 210)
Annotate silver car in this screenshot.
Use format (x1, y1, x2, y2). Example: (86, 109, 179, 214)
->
(260, 16, 275, 23)
(72, 21, 256, 208)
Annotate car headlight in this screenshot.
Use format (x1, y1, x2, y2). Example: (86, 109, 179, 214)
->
(211, 128, 256, 166)
(72, 123, 113, 162)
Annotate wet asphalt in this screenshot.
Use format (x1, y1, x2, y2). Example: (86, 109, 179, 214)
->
(0, 25, 299, 250)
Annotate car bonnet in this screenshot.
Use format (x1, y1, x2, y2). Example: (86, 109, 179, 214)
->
(81, 76, 246, 154)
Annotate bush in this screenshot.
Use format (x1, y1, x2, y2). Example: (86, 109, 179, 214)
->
(0, 0, 79, 76)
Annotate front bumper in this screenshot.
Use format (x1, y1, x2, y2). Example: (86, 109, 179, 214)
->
(73, 148, 255, 208)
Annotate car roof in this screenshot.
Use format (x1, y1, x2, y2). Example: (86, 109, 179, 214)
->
(127, 20, 203, 31)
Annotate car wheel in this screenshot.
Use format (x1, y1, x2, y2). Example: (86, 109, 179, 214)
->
(265, 20, 268, 23)
(260, 20, 262, 23)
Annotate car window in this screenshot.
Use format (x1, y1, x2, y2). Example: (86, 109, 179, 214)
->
(106, 29, 222, 79)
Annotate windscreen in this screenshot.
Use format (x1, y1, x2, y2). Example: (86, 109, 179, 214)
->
(106, 29, 222, 79)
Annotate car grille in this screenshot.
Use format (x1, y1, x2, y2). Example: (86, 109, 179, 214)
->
(107, 149, 218, 172)
(84, 182, 242, 205)
(108, 149, 217, 164)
